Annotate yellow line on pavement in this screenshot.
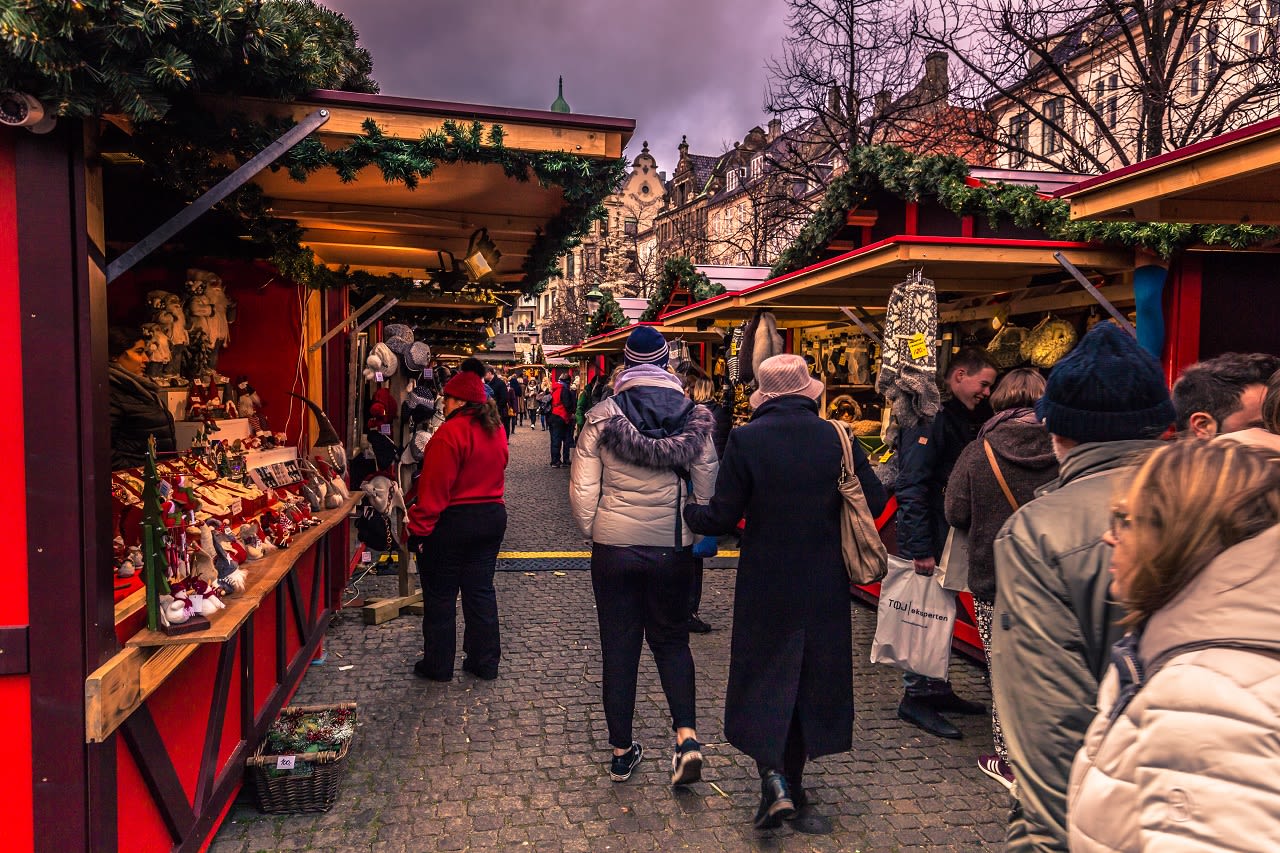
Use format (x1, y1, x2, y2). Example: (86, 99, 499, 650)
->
(498, 550, 741, 558)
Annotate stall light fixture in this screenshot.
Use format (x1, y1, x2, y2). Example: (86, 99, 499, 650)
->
(464, 228, 501, 282)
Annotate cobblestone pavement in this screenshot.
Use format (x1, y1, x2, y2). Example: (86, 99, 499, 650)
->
(211, 421, 1010, 852)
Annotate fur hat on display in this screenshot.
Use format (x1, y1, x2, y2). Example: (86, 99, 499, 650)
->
(403, 341, 432, 373)
(367, 387, 399, 430)
(1037, 323, 1175, 443)
(382, 324, 415, 356)
(441, 370, 487, 404)
(362, 342, 398, 382)
(750, 354, 825, 410)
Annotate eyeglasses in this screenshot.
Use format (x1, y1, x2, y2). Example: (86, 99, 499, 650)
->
(1109, 508, 1132, 540)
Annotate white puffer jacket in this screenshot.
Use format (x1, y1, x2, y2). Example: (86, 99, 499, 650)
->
(1067, 523, 1280, 852)
(569, 369, 718, 548)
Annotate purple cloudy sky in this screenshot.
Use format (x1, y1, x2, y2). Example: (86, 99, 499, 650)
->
(322, 0, 791, 174)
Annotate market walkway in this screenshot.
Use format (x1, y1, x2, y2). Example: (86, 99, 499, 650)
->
(210, 421, 1008, 852)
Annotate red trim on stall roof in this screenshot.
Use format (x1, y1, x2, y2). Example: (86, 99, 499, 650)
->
(1057, 114, 1280, 198)
(659, 235, 1117, 322)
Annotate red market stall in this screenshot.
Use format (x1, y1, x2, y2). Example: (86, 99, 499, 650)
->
(0, 86, 631, 853)
(1058, 115, 1280, 376)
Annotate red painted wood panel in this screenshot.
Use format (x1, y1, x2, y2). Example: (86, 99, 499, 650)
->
(0, 126, 34, 853)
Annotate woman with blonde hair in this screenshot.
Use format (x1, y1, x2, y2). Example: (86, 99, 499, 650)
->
(1067, 439, 1280, 851)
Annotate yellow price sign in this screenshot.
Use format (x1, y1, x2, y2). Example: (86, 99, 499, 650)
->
(907, 333, 930, 361)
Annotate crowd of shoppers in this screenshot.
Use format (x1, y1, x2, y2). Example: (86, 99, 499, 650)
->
(396, 321, 1280, 846)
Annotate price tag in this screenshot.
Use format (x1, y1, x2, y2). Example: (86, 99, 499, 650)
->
(361, 551, 373, 564)
(379, 424, 392, 435)
(375, 371, 384, 383)
(275, 755, 296, 771)
(230, 499, 243, 516)
(907, 333, 930, 361)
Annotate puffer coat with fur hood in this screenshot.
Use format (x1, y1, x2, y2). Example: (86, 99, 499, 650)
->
(569, 365, 718, 548)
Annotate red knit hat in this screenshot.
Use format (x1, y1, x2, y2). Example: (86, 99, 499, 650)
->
(442, 370, 487, 404)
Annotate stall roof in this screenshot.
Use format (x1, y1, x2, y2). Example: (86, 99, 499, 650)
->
(561, 321, 724, 357)
(659, 235, 1134, 326)
(1057, 116, 1280, 224)
(214, 89, 634, 282)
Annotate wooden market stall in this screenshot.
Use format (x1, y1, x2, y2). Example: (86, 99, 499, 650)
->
(1, 86, 631, 853)
(1058, 115, 1280, 377)
(658, 234, 1136, 658)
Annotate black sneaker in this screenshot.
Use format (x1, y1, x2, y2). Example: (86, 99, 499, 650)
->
(609, 743, 643, 782)
(670, 738, 703, 786)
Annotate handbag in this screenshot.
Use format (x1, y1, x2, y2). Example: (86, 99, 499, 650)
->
(829, 420, 889, 584)
(935, 526, 971, 592)
(870, 555, 957, 679)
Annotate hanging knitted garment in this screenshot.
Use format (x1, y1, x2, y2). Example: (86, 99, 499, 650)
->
(876, 272, 940, 449)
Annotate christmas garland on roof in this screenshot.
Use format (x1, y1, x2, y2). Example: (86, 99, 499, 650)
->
(638, 257, 725, 322)
(0, 0, 376, 122)
(584, 291, 627, 338)
(129, 110, 625, 296)
(770, 145, 1275, 277)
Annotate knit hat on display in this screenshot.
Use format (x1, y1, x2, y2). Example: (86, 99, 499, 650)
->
(403, 341, 432, 373)
(442, 370, 487, 404)
(1036, 323, 1175, 443)
(750, 354, 825, 409)
(383, 324, 415, 355)
(623, 325, 669, 367)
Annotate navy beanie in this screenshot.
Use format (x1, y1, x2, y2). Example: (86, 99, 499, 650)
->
(623, 325, 669, 367)
(1036, 323, 1175, 443)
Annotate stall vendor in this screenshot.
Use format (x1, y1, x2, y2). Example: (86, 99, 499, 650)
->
(109, 326, 177, 470)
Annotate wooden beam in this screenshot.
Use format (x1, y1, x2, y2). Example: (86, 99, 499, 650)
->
(275, 201, 556, 236)
(939, 283, 1134, 324)
(225, 98, 620, 158)
(1155, 198, 1280, 225)
(1067, 131, 1280, 221)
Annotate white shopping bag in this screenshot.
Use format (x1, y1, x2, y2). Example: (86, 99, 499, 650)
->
(870, 555, 957, 679)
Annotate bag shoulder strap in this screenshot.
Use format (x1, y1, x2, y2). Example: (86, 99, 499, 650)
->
(830, 418, 854, 475)
(983, 439, 1019, 511)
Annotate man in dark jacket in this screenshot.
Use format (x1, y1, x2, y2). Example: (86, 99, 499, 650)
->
(992, 323, 1176, 853)
(485, 367, 509, 418)
(894, 349, 997, 738)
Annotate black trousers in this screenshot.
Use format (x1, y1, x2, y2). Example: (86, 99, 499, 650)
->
(549, 415, 572, 464)
(591, 543, 697, 749)
(689, 557, 704, 615)
(417, 502, 507, 679)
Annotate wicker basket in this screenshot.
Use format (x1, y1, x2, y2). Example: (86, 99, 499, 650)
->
(246, 702, 356, 814)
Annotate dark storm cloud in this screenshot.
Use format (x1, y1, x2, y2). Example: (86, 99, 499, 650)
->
(322, 0, 790, 173)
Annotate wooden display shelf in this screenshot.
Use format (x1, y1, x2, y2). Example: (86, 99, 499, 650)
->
(826, 383, 874, 391)
(125, 494, 359, 648)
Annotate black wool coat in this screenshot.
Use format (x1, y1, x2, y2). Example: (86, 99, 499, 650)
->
(109, 365, 177, 470)
(683, 395, 887, 767)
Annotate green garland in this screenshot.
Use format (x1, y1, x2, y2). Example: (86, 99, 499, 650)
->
(0, 0, 376, 122)
(770, 145, 1275, 277)
(638, 257, 725, 322)
(584, 291, 627, 337)
(129, 111, 625, 296)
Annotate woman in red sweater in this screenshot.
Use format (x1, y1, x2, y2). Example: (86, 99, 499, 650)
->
(407, 370, 509, 681)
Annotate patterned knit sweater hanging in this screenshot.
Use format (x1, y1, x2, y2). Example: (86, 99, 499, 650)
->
(875, 269, 940, 450)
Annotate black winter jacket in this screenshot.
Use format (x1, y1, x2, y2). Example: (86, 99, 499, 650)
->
(109, 365, 176, 470)
(894, 396, 992, 560)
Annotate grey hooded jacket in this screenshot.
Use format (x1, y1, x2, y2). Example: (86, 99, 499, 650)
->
(569, 371, 718, 548)
(991, 439, 1162, 853)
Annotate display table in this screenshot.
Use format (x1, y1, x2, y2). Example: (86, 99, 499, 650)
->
(84, 494, 357, 852)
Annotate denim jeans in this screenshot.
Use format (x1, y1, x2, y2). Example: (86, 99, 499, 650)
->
(417, 502, 507, 679)
(591, 543, 697, 749)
